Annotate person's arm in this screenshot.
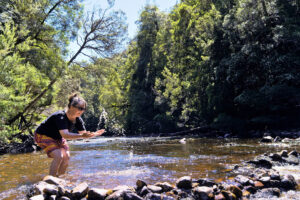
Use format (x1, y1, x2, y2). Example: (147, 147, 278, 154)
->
(59, 129, 93, 139)
(78, 129, 105, 137)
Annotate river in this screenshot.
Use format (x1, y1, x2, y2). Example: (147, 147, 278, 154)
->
(0, 137, 299, 199)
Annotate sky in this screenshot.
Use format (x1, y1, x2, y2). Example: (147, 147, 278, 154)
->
(83, 0, 178, 39)
(69, 0, 178, 61)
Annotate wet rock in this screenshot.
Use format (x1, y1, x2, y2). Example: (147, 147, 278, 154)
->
(176, 176, 192, 189)
(154, 182, 174, 192)
(255, 188, 281, 198)
(288, 150, 298, 157)
(269, 153, 283, 162)
(32, 181, 58, 196)
(280, 175, 297, 190)
(269, 171, 280, 180)
(140, 186, 151, 197)
(147, 185, 163, 193)
(196, 178, 217, 187)
(244, 185, 257, 194)
(71, 182, 89, 199)
(44, 185, 59, 196)
(58, 185, 68, 196)
(274, 136, 282, 142)
(107, 185, 141, 200)
(282, 138, 294, 143)
(113, 185, 134, 192)
(144, 193, 162, 200)
(57, 197, 71, 200)
(123, 191, 144, 200)
(157, 194, 176, 200)
(228, 185, 242, 199)
(48, 195, 56, 200)
(280, 150, 288, 157)
(136, 180, 147, 190)
(234, 175, 250, 186)
(214, 193, 226, 200)
(254, 181, 264, 189)
(29, 194, 45, 200)
(284, 154, 299, 165)
(260, 136, 273, 143)
(221, 190, 236, 200)
(106, 190, 125, 200)
(259, 176, 271, 186)
(172, 188, 189, 199)
(87, 188, 108, 200)
(43, 175, 66, 186)
(269, 180, 281, 188)
(192, 186, 214, 200)
(192, 182, 199, 188)
(242, 190, 251, 198)
(247, 157, 273, 169)
(212, 185, 218, 192)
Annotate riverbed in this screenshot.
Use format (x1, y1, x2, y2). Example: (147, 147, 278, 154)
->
(0, 137, 299, 199)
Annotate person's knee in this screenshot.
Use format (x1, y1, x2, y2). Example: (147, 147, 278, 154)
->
(50, 149, 64, 160)
(61, 149, 70, 163)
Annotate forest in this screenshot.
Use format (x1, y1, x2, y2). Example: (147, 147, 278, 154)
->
(0, 0, 300, 144)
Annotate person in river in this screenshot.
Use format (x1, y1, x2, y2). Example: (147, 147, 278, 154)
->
(34, 93, 105, 177)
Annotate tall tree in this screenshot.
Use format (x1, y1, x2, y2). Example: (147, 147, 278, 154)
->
(126, 5, 163, 134)
(6, 0, 127, 129)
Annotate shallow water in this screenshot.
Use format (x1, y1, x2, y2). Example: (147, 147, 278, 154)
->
(0, 137, 299, 199)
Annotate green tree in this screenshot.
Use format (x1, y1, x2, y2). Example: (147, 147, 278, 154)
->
(126, 6, 163, 134)
(212, 0, 300, 132)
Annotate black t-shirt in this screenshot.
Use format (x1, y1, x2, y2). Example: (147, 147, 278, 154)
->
(35, 110, 86, 140)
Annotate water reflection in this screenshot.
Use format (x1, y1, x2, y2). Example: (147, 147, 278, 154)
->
(0, 137, 299, 200)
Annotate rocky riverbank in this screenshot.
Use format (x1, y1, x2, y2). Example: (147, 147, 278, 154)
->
(27, 150, 299, 200)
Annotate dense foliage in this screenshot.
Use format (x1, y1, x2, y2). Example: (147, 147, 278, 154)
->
(118, 0, 299, 135)
(1, 0, 299, 141)
(0, 0, 126, 142)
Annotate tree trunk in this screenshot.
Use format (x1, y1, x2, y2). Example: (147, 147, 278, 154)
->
(260, 0, 268, 17)
(8, 78, 57, 125)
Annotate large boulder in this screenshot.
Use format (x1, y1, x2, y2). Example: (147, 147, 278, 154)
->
(71, 182, 89, 199)
(154, 182, 174, 192)
(247, 156, 273, 169)
(234, 175, 250, 186)
(192, 186, 214, 200)
(87, 188, 108, 200)
(136, 179, 147, 191)
(43, 175, 66, 186)
(30, 181, 59, 196)
(280, 175, 297, 190)
(147, 185, 163, 193)
(176, 176, 192, 189)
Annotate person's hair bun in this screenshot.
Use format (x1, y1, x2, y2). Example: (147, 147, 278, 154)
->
(67, 93, 87, 109)
(69, 93, 78, 104)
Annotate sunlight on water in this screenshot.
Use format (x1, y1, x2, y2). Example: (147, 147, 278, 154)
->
(0, 137, 299, 199)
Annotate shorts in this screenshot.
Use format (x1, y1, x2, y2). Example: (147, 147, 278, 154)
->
(34, 132, 69, 157)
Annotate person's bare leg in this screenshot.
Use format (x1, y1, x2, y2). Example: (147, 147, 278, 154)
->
(57, 149, 70, 176)
(49, 149, 63, 176)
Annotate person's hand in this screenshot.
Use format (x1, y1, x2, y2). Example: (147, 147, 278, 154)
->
(82, 131, 94, 138)
(94, 129, 105, 136)
(82, 129, 105, 138)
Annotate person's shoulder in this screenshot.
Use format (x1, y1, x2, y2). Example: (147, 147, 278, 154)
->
(50, 110, 66, 119)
